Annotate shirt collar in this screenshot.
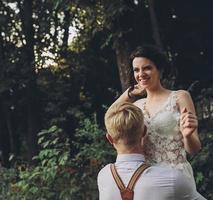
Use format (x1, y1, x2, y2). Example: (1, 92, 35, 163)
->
(116, 154, 145, 163)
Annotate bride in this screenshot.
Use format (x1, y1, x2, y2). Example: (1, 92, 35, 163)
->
(111, 45, 201, 188)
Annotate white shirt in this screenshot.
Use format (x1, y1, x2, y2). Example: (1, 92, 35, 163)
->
(97, 154, 206, 200)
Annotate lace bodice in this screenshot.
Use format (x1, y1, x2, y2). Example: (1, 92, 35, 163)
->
(134, 91, 187, 168)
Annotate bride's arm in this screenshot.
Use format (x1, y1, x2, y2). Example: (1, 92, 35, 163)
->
(177, 90, 201, 155)
(111, 85, 146, 107)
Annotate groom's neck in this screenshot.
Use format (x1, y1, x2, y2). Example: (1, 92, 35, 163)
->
(116, 144, 144, 155)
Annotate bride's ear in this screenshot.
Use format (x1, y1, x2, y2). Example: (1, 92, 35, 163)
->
(106, 133, 113, 144)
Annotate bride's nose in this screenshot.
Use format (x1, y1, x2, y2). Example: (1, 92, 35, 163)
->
(139, 70, 146, 77)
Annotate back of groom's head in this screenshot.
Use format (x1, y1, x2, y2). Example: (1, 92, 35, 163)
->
(104, 102, 145, 146)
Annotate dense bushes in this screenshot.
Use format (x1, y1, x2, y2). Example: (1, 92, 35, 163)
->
(0, 115, 115, 200)
(191, 128, 213, 200)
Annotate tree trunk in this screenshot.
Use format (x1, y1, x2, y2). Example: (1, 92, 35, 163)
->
(21, 0, 39, 161)
(147, 0, 163, 48)
(5, 110, 15, 155)
(26, 86, 39, 161)
(0, 26, 12, 167)
(0, 104, 10, 167)
(61, 10, 70, 58)
(114, 39, 131, 92)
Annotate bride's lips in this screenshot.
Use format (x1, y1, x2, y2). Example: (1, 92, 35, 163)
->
(139, 77, 150, 85)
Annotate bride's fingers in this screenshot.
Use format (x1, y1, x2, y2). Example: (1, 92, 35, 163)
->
(183, 123, 198, 129)
(181, 113, 197, 121)
(181, 117, 198, 123)
(181, 115, 197, 123)
(181, 120, 198, 128)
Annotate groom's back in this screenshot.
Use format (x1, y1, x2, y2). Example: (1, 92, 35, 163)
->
(98, 164, 206, 200)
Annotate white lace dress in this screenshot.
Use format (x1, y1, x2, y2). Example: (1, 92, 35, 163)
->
(134, 91, 196, 187)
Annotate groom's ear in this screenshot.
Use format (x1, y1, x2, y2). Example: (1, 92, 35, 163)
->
(106, 133, 113, 144)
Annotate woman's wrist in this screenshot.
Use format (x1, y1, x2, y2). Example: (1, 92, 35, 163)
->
(127, 87, 135, 99)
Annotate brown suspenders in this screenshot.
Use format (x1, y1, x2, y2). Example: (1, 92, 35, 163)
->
(110, 163, 149, 200)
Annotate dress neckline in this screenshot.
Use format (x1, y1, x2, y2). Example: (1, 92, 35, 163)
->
(143, 91, 174, 120)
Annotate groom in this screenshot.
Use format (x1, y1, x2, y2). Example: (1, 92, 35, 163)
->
(97, 102, 206, 200)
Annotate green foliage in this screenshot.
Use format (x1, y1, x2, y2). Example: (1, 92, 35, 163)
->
(0, 114, 115, 200)
(67, 114, 115, 200)
(10, 126, 72, 199)
(73, 114, 115, 164)
(68, 2, 105, 52)
(191, 127, 213, 199)
(0, 167, 17, 200)
(189, 88, 213, 200)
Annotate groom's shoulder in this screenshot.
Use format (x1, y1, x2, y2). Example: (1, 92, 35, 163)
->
(138, 166, 204, 200)
(97, 164, 111, 180)
(142, 165, 180, 178)
(142, 165, 195, 192)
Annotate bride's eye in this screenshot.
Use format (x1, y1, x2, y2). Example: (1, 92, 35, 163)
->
(143, 65, 152, 71)
(133, 67, 139, 72)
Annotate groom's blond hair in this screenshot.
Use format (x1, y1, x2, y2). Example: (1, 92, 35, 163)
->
(105, 102, 144, 146)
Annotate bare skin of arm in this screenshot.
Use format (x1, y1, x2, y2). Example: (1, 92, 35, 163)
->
(111, 85, 146, 106)
(112, 88, 134, 105)
(177, 90, 201, 155)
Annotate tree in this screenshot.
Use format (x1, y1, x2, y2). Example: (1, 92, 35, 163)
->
(0, 0, 80, 163)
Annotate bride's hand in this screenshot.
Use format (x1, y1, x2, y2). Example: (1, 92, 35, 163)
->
(180, 108, 198, 138)
(128, 84, 146, 98)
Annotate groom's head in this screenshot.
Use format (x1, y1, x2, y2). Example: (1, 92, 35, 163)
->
(104, 102, 146, 148)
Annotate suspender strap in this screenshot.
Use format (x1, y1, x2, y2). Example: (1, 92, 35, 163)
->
(127, 164, 149, 190)
(110, 163, 149, 200)
(110, 164, 126, 191)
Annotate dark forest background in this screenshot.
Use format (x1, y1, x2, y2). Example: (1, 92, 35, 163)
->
(0, 0, 212, 199)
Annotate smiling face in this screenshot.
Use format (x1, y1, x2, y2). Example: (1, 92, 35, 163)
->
(132, 57, 160, 89)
